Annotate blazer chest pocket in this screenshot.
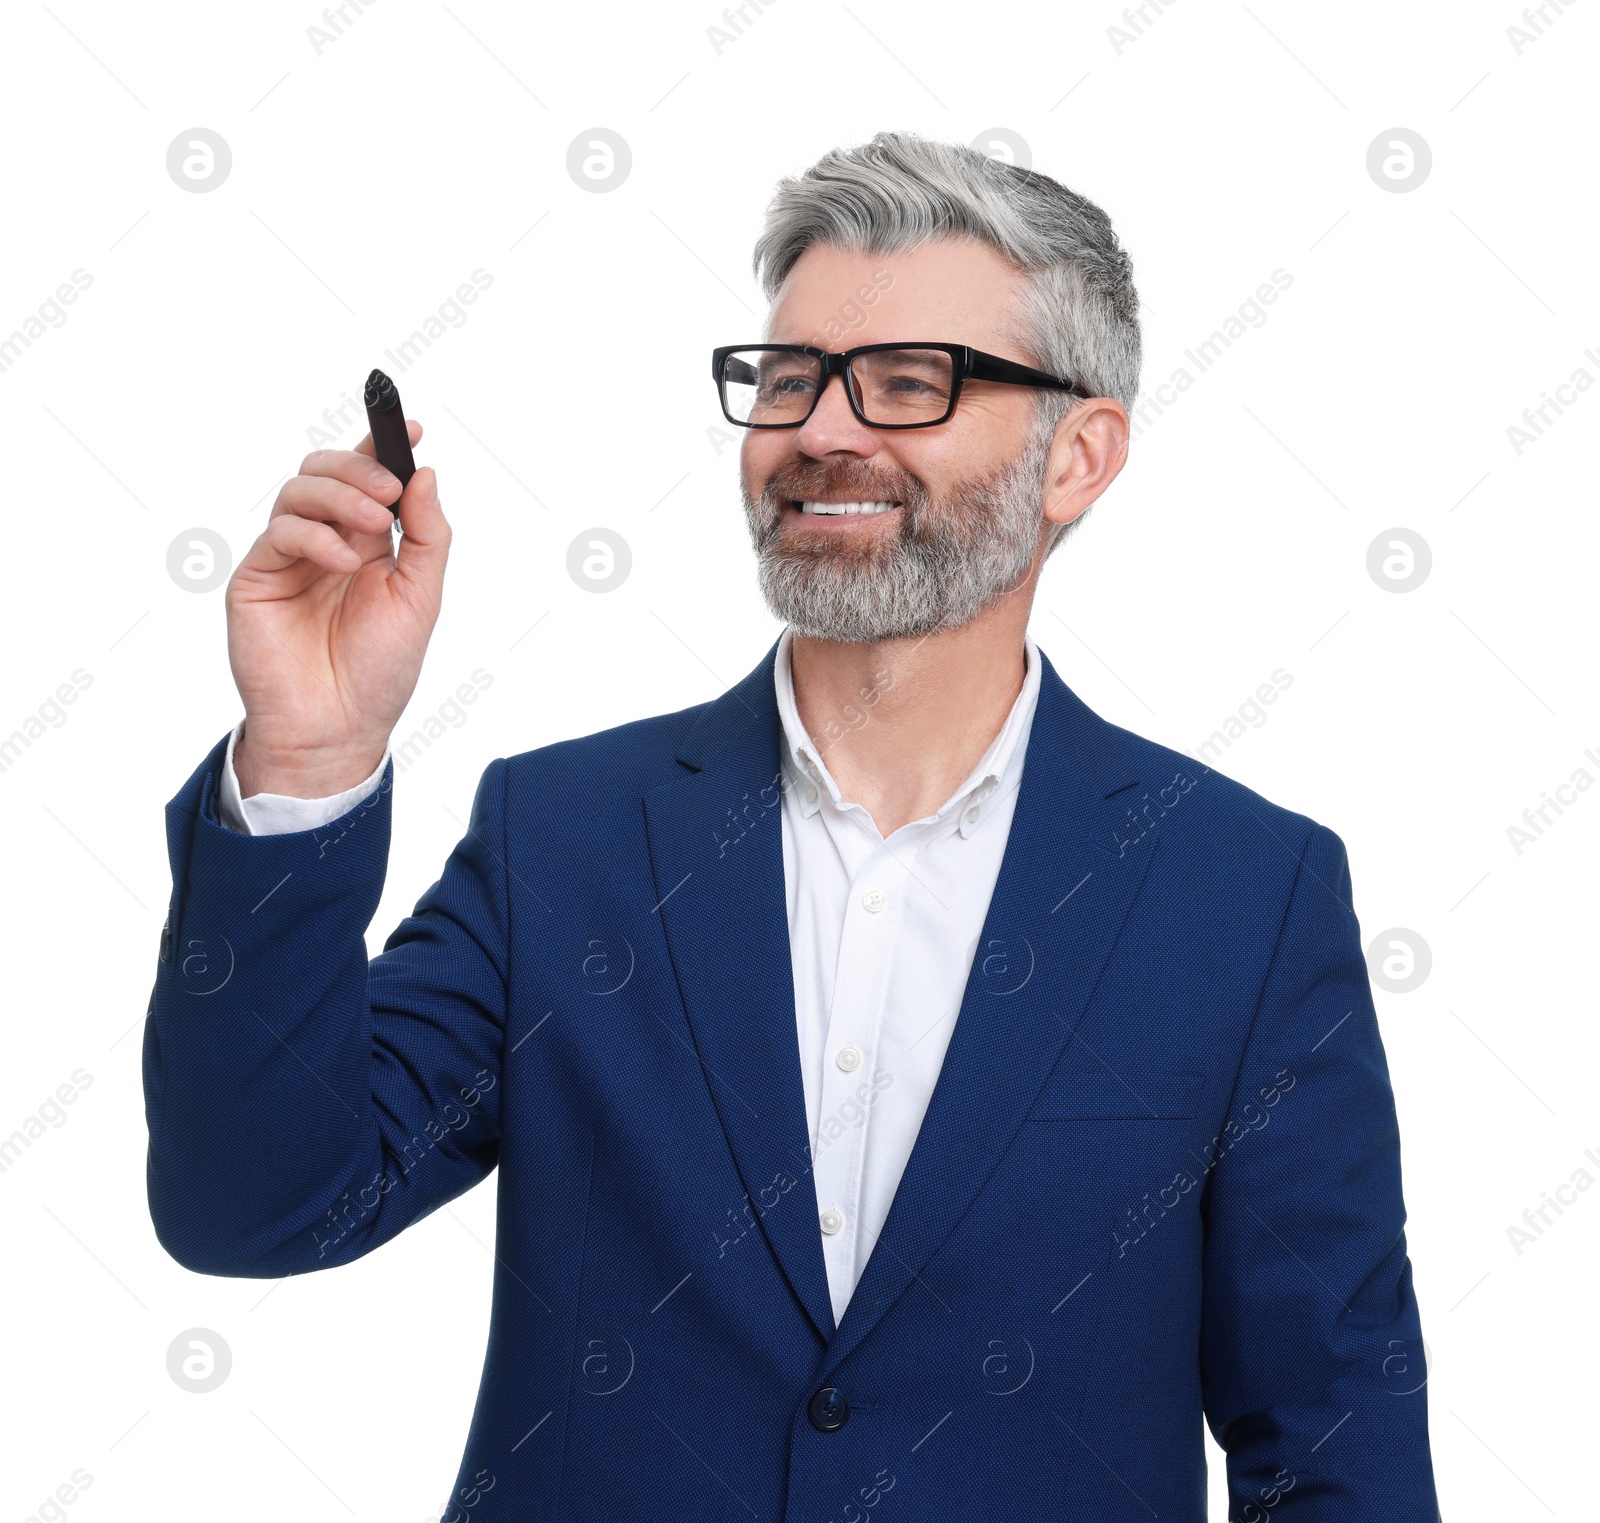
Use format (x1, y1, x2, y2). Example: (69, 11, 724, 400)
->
(1026, 1071, 1204, 1120)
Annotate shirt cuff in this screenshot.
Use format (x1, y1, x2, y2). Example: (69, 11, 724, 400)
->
(219, 719, 393, 836)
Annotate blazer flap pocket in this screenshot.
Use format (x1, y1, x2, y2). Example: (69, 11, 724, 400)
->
(1027, 1071, 1204, 1120)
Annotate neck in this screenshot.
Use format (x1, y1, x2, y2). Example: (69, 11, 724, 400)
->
(788, 592, 1033, 837)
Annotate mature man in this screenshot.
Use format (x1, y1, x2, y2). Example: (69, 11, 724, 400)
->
(146, 131, 1439, 1519)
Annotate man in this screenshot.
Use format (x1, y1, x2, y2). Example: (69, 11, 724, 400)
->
(146, 131, 1439, 1519)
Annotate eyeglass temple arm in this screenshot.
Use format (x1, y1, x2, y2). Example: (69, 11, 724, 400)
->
(966, 349, 1091, 397)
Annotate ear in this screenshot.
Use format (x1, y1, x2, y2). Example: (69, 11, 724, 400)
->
(1041, 398, 1130, 532)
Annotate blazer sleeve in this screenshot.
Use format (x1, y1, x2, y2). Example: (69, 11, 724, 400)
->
(1198, 824, 1439, 1520)
(143, 732, 509, 1278)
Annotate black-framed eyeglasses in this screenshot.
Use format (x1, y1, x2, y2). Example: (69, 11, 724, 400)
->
(710, 342, 1091, 430)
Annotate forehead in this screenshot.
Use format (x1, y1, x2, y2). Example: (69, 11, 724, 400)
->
(762, 238, 1028, 351)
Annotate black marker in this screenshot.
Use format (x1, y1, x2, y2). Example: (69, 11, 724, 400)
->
(363, 368, 415, 517)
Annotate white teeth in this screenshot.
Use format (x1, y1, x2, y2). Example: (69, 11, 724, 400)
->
(799, 500, 900, 515)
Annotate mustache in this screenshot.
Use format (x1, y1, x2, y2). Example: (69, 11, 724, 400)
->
(761, 468, 926, 507)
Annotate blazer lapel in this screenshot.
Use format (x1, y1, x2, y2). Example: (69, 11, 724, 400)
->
(816, 646, 1164, 1377)
(642, 635, 838, 1344)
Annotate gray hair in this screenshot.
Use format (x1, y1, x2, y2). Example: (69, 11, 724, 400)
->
(750, 130, 1141, 558)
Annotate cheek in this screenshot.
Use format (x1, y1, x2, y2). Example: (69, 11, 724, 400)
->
(741, 434, 786, 499)
(925, 415, 1025, 484)
(889, 442, 953, 495)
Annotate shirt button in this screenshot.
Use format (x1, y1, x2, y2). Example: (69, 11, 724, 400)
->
(966, 805, 980, 823)
(836, 1046, 862, 1072)
(861, 888, 887, 913)
(819, 1208, 844, 1234)
(806, 785, 818, 804)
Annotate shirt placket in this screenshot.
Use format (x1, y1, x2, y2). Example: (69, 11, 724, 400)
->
(811, 817, 918, 1308)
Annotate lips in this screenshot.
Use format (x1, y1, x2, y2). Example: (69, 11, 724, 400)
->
(792, 500, 902, 515)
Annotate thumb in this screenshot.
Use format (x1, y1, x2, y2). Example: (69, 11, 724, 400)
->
(392, 466, 451, 593)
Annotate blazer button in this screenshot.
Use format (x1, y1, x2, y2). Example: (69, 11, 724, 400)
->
(808, 1386, 850, 1431)
(159, 919, 171, 963)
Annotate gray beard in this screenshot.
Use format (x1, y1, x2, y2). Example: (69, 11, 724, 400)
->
(740, 427, 1053, 644)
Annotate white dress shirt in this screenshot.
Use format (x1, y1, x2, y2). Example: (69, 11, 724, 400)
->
(217, 626, 1043, 1327)
(217, 722, 394, 836)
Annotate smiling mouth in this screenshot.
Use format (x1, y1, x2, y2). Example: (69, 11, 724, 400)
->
(788, 499, 903, 516)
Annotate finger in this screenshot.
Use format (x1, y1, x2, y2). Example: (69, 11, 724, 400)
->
(391, 466, 451, 597)
(294, 444, 410, 511)
(351, 417, 424, 459)
(272, 473, 397, 535)
(250, 512, 365, 576)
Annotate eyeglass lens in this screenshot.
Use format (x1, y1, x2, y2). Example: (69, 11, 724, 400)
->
(722, 348, 954, 426)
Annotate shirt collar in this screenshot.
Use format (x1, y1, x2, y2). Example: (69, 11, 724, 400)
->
(773, 623, 1042, 839)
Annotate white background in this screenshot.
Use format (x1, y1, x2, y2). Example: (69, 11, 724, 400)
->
(1, 1, 1594, 1518)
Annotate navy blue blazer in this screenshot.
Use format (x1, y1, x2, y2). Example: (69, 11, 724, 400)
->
(145, 635, 1438, 1520)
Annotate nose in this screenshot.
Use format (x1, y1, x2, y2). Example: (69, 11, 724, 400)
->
(793, 367, 874, 454)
